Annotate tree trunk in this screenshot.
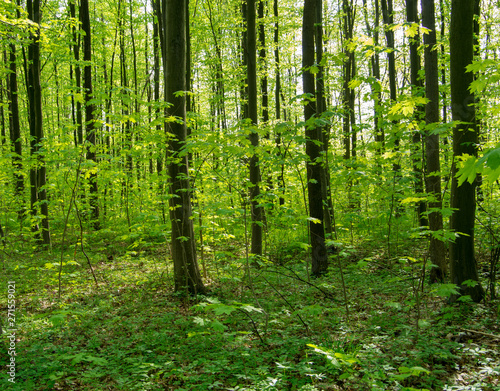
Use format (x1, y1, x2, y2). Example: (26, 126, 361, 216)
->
(422, 0, 446, 282)
(246, 0, 263, 257)
(258, 0, 269, 125)
(273, 0, 286, 206)
(164, 0, 205, 294)
(69, 0, 83, 146)
(81, 0, 100, 230)
(27, 0, 50, 245)
(303, 0, 328, 276)
(362, 0, 383, 153)
(449, 0, 484, 302)
(153, 0, 165, 223)
(380, 1, 398, 143)
(406, 0, 427, 228)
(316, 0, 334, 236)
(7, 43, 25, 219)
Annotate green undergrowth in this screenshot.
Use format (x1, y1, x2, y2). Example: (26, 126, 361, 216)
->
(0, 237, 499, 390)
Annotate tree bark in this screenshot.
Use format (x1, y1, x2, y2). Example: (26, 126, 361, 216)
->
(421, 0, 446, 282)
(246, 0, 263, 257)
(406, 0, 427, 228)
(164, 0, 205, 294)
(69, 0, 83, 146)
(7, 43, 25, 219)
(316, 0, 334, 237)
(303, 0, 328, 276)
(273, 0, 286, 206)
(449, 0, 484, 302)
(27, 0, 50, 245)
(81, 0, 100, 230)
(258, 0, 269, 125)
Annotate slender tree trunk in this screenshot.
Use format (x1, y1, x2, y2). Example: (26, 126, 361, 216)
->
(381, 0, 398, 148)
(449, 0, 484, 302)
(372, 0, 383, 152)
(164, 0, 205, 294)
(273, 0, 286, 206)
(240, 1, 249, 121)
(406, 0, 427, 227)
(316, 0, 334, 236)
(381, 0, 402, 217)
(27, 0, 50, 245)
(303, 0, 328, 276)
(153, 0, 165, 223)
(0, 64, 4, 145)
(362, 0, 383, 153)
(129, 0, 140, 184)
(69, 0, 83, 146)
(258, 0, 269, 125)
(422, 0, 446, 281)
(81, 0, 100, 230)
(246, 0, 263, 257)
(342, 0, 355, 161)
(7, 43, 25, 219)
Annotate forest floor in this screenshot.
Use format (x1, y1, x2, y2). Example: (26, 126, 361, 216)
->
(0, 233, 499, 391)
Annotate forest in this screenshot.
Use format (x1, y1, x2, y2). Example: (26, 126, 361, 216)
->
(0, 0, 499, 389)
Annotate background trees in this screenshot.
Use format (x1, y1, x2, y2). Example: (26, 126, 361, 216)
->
(0, 0, 498, 297)
(449, 0, 485, 302)
(0, 0, 499, 389)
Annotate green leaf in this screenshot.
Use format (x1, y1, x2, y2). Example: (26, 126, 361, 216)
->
(405, 22, 419, 37)
(462, 279, 478, 287)
(307, 217, 321, 224)
(432, 283, 459, 298)
(193, 316, 206, 326)
(210, 303, 236, 316)
(210, 320, 227, 332)
(384, 301, 402, 310)
(240, 304, 263, 313)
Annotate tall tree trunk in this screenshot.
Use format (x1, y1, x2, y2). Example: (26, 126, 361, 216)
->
(27, 0, 50, 245)
(422, 0, 446, 282)
(164, 0, 205, 294)
(362, 0, 383, 153)
(7, 43, 25, 219)
(406, 0, 427, 228)
(258, 0, 269, 125)
(342, 0, 355, 161)
(303, 0, 328, 276)
(449, 0, 484, 302)
(129, 0, 140, 184)
(273, 0, 286, 206)
(246, 0, 263, 256)
(372, 0, 383, 152)
(81, 0, 100, 230)
(153, 0, 165, 223)
(316, 0, 334, 236)
(381, 0, 398, 151)
(69, 0, 83, 146)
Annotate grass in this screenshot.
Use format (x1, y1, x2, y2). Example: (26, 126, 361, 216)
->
(0, 232, 499, 390)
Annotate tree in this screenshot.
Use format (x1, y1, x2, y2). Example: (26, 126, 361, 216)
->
(26, 0, 50, 245)
(381, 0, 401, 192)
(68, 0, 83, 146)
(164, 0, 205, 294)
(316, 0, 335, 236)
(303, 0, 328, 276)
(81, 0, 100, 230)
(7, 41, 24, 219)
(449, 0, 484, 302)
(246, 0, 263, 257)
(406, 0, 427, 228)
(421, 0, 446, 282)
(342, 0, 356, 162)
